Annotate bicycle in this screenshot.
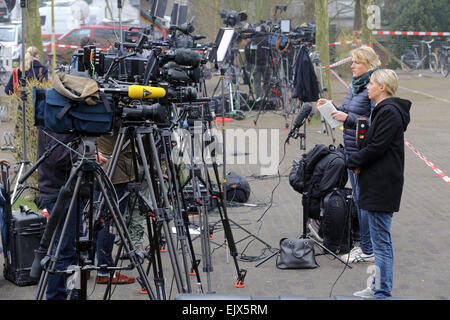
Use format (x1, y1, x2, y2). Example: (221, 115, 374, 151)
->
(437, 39, 450, 77)
(400, 39, 438, 73)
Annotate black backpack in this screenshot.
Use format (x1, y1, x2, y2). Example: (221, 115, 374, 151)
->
(289, 144, 330, 194)
(225, 172, 251, 203)
(321, 188, 355, 254)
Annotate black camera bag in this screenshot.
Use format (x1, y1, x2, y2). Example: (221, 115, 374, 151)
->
(225, 172, 250, 203)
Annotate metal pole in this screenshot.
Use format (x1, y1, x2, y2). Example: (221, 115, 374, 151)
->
(20, 0, 26, 163)
(118, 0, 123, 42)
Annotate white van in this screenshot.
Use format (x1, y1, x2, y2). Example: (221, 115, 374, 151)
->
(0, 22, 21, 71)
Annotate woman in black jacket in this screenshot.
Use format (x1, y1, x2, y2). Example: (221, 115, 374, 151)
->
(348, 69, 411, 299)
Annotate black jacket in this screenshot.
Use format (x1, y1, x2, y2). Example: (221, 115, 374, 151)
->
(244, 34, 270, 66)
(5, 59, 48, 95)
(36, 130, 77, 205)
(347, 97, 411, 213)
(292, 46, 319, 102)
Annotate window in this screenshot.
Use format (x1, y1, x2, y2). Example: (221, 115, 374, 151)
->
(0, 27, 16, 42)
(61, 28, 91, 46)
(94, 28, 120, 48)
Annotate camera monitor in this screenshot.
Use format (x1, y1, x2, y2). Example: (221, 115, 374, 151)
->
(171, 2, 188, 26)
(149, 0, 170, 19)
(280, 19, 291, 33)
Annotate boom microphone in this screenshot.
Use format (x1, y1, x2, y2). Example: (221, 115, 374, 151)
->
(292, 102, 313, 130)
(286, 102, 313, 143)
(100, 85, 166, 99)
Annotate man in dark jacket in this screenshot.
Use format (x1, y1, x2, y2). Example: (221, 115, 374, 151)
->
(36, 130, 83, 300)
(245, 28, 270, 99)
(347, 69, 411, 299)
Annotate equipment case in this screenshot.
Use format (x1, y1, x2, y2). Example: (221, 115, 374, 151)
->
(4, 208, 47, 286)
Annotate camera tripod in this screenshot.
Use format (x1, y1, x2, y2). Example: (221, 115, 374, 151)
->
(178, 119, 251, 291)
(29, 136, 154, 300)
(96, 119, 196, 299)
(252, 42, 294, 129)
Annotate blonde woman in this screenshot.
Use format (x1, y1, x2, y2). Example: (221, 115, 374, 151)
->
(5, 46, 48, 95)
(348, 69, 411, 298)
(315, 46, 381, 263)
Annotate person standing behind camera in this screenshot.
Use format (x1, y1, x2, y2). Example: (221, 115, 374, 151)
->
(347, 69, 411, 299)
(94, 119, 136, 285)
(244, 26, 270, 100)
(316, 46, 380, 263)
(5, 46, 48, 95)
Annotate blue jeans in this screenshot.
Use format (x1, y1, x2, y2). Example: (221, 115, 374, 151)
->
(44, 199, 84, 300)
(348, 169, 373, 255)
(365, 210, 394, 299)
(94, 183, 129, 277)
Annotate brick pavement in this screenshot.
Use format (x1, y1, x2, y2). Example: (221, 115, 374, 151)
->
(0, 71, 449, 300)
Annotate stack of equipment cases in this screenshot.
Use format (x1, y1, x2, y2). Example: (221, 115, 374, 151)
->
(4, 206, 47, 286)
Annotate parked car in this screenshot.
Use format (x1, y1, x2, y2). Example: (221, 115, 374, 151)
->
(39, 2, 105, 42)
(44, 24, 142, 65)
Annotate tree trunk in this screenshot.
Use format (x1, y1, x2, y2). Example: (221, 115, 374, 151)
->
(25, 0, 43, 62)
(360, 0, 372, 45)
(353, 0, 362, 31)
(315, 0, 332, 99)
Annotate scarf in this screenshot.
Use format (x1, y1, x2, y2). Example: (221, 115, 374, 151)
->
(351, 69, 376, 96)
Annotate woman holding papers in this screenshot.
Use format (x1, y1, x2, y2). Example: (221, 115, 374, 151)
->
(315, 46, 380, 264)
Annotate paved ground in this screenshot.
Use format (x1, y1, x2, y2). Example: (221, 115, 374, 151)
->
(0, 69, 449, 301)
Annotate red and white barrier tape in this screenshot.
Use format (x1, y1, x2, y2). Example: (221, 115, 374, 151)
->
(44, 43, 109, 51)
(329, 39, 362, 46)
(324, 56, 352, 69)
(354, 30, 450, 36)
(404, 139, 450, 185)
(330, 68, 350, 90)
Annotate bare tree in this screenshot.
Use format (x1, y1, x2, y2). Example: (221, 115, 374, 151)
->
(316, 0, 332, 99)
(24, 0, 43, 60)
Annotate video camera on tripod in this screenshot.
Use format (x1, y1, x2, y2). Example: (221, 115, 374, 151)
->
(220, 9, 248, 27)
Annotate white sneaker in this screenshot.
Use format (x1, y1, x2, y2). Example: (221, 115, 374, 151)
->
(340, 246, 362, 261)
(307, 219, 323, 243)
(341, 247, 375, 263)
(353, 287, 375, 298)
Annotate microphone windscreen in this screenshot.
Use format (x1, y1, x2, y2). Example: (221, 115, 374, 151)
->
(128, 85, 166, 99)
(293, 102, 313, 128)
(174, 48, 201, 67)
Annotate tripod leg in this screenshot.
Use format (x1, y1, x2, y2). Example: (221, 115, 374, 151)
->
(161, 132, 201, 291)
(253, 85, 270, 128)
(94, 171, 156, 300)
(209, 162, 247, 287)
(136, 132, 187, 294)
(35, 173, 84, 300)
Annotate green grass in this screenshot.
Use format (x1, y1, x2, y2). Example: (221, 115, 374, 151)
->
(12, 195, 39, 212)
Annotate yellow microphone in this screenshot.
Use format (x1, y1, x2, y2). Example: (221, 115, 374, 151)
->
(100, 85, 166, 99)
(128, 85, 166, 99)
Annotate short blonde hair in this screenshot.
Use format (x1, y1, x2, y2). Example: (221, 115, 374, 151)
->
(351, 46, 381, 70)
(23, 46, 39, 72)
(373, 69, 398, 96)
